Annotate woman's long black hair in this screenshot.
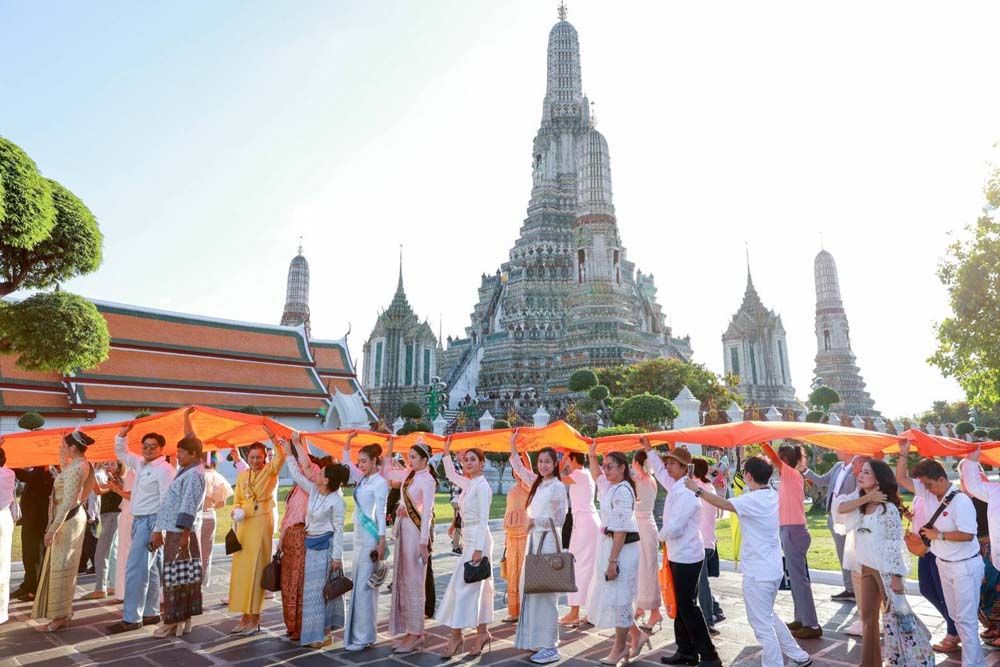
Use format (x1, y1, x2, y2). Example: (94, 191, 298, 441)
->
(526, 447, 561, 507)
(867, 459, 903, 514)
(604, 451, 636, 495)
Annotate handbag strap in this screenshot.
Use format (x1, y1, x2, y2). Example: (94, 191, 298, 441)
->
(922, 489, 958, 532)
(535, 518, 563, 555)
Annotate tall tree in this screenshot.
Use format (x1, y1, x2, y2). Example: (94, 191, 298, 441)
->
(0, 137, 108, 372)
(931, 160, 1000, 409)
(597, 357, 741, 408)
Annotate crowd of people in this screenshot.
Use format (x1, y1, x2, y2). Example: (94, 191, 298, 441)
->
(2, 419, 1000, 667)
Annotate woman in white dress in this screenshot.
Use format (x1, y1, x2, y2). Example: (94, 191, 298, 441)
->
(108, 467, 135, 603)
(559, 452, 601, 626)
(631, 450, 664, 631)
(585, 443, 650, 664)
(509, 432, 569, 666)
(341, 433, 389, 652)
(436, 439, 494, 657)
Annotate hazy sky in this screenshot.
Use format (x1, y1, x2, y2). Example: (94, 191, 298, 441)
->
(2, 1, 998, 418)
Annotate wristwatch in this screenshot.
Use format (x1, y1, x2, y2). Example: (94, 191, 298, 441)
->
(694, 489, 703, 497)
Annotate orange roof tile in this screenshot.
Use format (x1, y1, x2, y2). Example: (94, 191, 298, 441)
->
(0, 356, 64, 390)
(326, 377, 358, 395)
(0, 389, 83, 415)
(310, 340, 352, 374)
(96, 302, 311, 364)
(73, 348, 327, 396)
(73, 384, 329, 416)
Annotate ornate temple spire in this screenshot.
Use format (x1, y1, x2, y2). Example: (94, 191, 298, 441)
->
(545, 5, 582, 107)
(558, 0, 567, 21)
(395, 244, 405, 297)
(280, 240, 311, 337)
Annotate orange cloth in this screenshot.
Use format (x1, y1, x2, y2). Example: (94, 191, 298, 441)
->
(658, 542, 677, 620)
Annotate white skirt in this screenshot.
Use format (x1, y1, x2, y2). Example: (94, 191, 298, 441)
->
(514, 528, 561, 650)
(0, 507, 12, 624)
(434, 522, 494, 628)
(586, 536, 639, 629)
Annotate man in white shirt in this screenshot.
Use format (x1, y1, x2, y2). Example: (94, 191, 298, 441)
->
(108, 422, 176, 634)
(896, 440, 984, 667)
(685, 456, 812, 667)
(804, 451, 857, 602)
(642, 438, 721, 667)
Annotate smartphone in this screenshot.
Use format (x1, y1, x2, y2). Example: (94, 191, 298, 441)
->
(687, 463, 694, 478)
(604, 564, 620, 581)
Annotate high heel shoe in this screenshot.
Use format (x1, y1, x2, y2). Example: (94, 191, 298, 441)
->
(440, 633, 464, 658)
(182, 619, 193, 635)
(394, 635, 426, 654)
(628, 630, 652, 660)
(153, 623, 178, 638)
(639, 618, 663, 634)
(599, 646, 629, 665)
(467, 631, 493, 656)
(240, 624, 261, 636)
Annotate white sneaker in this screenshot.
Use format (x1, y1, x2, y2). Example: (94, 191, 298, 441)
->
(530, 648, 561, 664)
(845, 620, 863, 637)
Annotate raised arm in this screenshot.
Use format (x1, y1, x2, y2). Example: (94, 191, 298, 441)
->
(442, 437, 468, 490)
(380, 436, 407, 484)
(895, 439, 915, 493)
(509, 430, 537, 485)
(282, 439, 316, 494)
(642, 436, 671, 491)
(342, 431, 363, 484)
(183, 406, 196, 439)
(114, 422, 141, 469)
(683, 477, 736, 513)
(960, 448, 994, 502)
(761, 443, 783, 470)
(587, 439, 603, 481)
(230, 448, 249, 474)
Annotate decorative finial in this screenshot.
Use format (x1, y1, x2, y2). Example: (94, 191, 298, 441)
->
(298, 235, 303, 255)
(590, 100, 597, 127)
(745, 242, 753, 286)
(397, 244, 404, 293)
(819, 231, 824, 251)
(558, 0, 568, 21)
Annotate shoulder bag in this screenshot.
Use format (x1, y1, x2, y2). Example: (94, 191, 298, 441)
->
(523, 518, 577, 594)
(261, 549, 282, 592)
(905, 489, 958, 557)
(323, 566, 353, 601)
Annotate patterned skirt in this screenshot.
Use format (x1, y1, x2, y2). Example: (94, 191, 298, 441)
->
(281, 524, 307, 639)
(300, 545, 345, 645)
(32, 509, 86, 621)
(161, 530, 203, 625)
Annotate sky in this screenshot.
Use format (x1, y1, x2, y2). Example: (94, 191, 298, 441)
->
(2, 1, 998, 419)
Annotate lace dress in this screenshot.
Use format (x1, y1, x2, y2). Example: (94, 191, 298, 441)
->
(586, 477, 640, 628)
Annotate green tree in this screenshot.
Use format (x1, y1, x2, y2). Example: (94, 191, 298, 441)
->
(589, 385, 610, 401)
(956, 421, 975, 437)
(568, 369, 598, 392)
(493, 419, 511, 429)
(17, 411, 45, 431)
(400, 402, 423, 420)
(0, 137, 108, 373)
(594, 424, 642, 437)
(808, 385, 841, 412)
(805, 410, 828, 423)
(598, 358, 740, 408)
(931, 164, 1000, 408)
(613, 393, 679, 430)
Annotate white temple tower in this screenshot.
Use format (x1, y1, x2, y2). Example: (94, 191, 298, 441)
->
(812, 249, 878, 416)
(280, 243, 310, 338)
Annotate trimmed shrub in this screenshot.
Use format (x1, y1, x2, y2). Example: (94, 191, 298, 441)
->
(568, 369, 598, 392)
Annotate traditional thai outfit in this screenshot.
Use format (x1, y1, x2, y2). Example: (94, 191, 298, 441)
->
(566, 468, 600, 609)
(501, 480, 530, 619)
(0, 466, 15, 624)
(510, 455, 568, 651)
(229, 446, 286, 615)
(287, 456, 346, 646)
(435, 457, 494, 628)
(32, 459, 93, 621)
(343, 463, 388, 650)
(154, 462, 206, 625)
(279, 483, 309, 639)
(382, 462, 436, 637)
(114, 469, 135, 599)
(634, 473, 661, 611)
(586, 476, 640, 628)
(836, 493, 934, 667)
(199, 467, 233, 591)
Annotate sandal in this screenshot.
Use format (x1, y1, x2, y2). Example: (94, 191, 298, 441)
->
(932, 635, 961, 653)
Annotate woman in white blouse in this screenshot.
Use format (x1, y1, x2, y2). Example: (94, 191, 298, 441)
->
(835, 459, 933, 667)
(585, 442, 650, 664)
(509, 431, 569, 666)
(631, 450, 663, 632)
(340, 433, 389, 652)
(281, 437, 349, 650)
(436, 438, 495, 657)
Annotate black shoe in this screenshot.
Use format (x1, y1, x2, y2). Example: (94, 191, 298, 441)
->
(661, 653, 699, 666)
(830, 589, 855, 602)
(142, 615, 161, 626)
(708, 626, 721, 637)
(712, 611, 725, 622)
(786, 620, 803, 631)
(791, 626, 823, 640)
(13, 589, 35, 602)
(108, 620, 142, 634)
(698, 659, 723, 667)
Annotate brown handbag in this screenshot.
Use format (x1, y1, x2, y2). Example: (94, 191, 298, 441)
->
(523, 518, 577, 594)
(260, 550, 281, 592)
(323, 567, 353, 601)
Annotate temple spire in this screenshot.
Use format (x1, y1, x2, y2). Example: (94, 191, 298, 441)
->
(558, 0, 567, 21)
(281, 241, 311, 337)
(396, 244, 404, 295)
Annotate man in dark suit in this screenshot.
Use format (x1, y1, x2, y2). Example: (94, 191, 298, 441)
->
(12, 466, 54, 600)
(804, 452, 857, 601)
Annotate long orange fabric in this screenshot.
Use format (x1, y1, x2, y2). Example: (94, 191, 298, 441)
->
(658, 542, 677, 620)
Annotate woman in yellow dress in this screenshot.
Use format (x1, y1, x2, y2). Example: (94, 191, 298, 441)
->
(228, 436, 286, 634)
(32, 431, 96, 631)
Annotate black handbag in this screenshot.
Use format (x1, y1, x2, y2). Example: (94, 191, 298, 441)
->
(463, 556, 491, 584)
(225, 528, 242, 555)
(261, 550, 282, 591)
(323, 567, 353, 601)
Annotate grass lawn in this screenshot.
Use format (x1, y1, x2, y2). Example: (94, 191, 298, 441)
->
(8, 488, 509, 563)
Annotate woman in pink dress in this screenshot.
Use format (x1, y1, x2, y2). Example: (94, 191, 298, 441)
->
(632, 451, 664, 631)
(382, 437, 437, 655)
(560, 452, 600, 627)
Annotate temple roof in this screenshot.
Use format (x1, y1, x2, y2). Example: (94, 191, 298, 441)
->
(310, 339, 353, 376)
(723, 271, 784, 340)
(70, 384, 330, 416)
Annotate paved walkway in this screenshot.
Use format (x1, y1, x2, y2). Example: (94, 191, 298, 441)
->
(0, 525, 993, 666)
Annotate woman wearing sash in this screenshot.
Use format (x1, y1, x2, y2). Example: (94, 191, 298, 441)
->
(632, 450, 664, 632)
(281, 437, 349, 649)
(559, 451, 600, 627)
(31, 431, 96, 631)
(436, 438, 494, 657)
(341, 432, 389, 651)
(586, 444, 650, 664)
(509, 431, 569, 665)
(228, 435, 286, 635)
(382, 436, 436, 654)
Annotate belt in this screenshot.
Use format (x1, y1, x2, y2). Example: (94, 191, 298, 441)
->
(937, 554, 980, 563)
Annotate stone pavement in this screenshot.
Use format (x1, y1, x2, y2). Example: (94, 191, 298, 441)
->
(0, 523, 994, 666)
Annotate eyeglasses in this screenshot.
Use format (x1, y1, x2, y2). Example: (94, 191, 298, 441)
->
(601, 463, 622, 470)
(141, 442, 161, 449)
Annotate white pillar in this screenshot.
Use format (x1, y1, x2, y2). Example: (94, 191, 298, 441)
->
(533, 405, 550, 428)
(673, 386, 702, 456)
(725, 402, 743, 424)
(392, 416, 405, 434)
(851, 415, 864, 429)
(432, 413, 447, 435)
(765, 406, 781, 421)
(479, 409, 495, 431)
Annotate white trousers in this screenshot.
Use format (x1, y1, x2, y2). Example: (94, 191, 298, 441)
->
(937, 556, 986, 667)
(742, 575, 809, 667)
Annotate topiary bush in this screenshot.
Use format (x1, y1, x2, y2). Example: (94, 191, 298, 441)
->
(589, 385, 610, 401)
(989, 427, 1000, 441)
(974, 428, 989, 439)
(613, 393, 678, 430)
(17, 411, 45, 431)
(956, 421, 975, 436)
(805, 410, 828, 423)
(594, 424, 643, 438)
(493, 419, 511, 429)
(568, 369, 598, 392)
(415, 421, 432, 432)
(400, 402, 423, 420)
(808, 386, 841, 411)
